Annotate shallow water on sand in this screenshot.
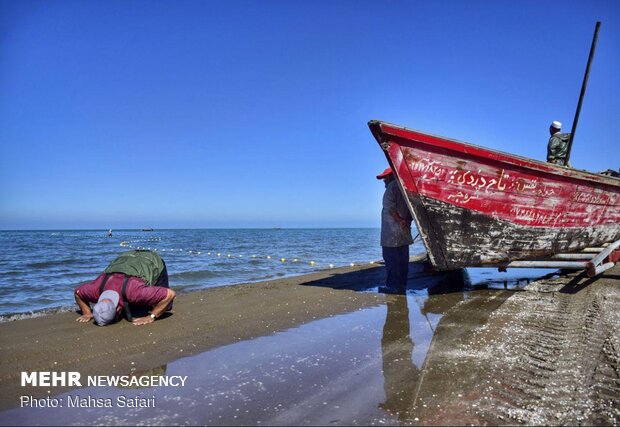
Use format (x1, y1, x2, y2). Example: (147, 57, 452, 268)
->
(0, 267, 557, 426)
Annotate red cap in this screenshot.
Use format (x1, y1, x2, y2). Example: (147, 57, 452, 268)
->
(376, 167, 393, 179)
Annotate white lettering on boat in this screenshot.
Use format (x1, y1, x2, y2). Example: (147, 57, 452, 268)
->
(571, 191, 612, 205)
(447, 191, 478, 204)
(510, 207, 565, 226)
(447, 169, 507, 192)
(409, 158, 447, 179)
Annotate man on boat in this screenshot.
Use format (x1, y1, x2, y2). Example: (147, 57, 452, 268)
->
(377, 167, 414, 295)
(547, 121, 571, 166)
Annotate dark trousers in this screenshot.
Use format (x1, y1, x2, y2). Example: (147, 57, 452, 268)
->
(383, 245, 410, 291)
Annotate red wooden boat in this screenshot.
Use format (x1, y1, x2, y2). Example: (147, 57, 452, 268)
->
(369, 120, 620, 271)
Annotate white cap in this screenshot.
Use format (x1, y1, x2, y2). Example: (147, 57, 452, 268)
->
(551, 121, 562, 129)
(93, 290, 120, 326)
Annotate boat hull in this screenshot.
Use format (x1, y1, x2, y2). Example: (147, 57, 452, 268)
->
(369, 120, 620, 270)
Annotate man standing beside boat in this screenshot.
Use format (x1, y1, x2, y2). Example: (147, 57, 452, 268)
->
(547, 121, 572, 166)
(377, 168, 414, 295)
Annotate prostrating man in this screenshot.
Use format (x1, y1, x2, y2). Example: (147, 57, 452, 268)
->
(75, 250, 176, 326)
(377, 167, 413, 295)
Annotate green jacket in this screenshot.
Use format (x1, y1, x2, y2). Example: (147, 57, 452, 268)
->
(104, 250, 165, 285)
(547, 132, 570, 164)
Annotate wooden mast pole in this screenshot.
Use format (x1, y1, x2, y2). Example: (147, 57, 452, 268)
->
(565, 21, 601, 166)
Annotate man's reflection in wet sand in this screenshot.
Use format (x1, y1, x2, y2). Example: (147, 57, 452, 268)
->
(379, 295, 419, 421)
(379, 269, 470, 422)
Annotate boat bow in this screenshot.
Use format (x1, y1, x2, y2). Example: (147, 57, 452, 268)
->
(370, 120, 620, 270)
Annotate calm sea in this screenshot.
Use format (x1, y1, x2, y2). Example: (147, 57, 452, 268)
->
(0, 228, 425, 319)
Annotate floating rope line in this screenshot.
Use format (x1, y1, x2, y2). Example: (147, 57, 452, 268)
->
(118, 239, 380, 270)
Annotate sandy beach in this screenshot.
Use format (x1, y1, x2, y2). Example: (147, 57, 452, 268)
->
(1, 260, 619, 425)
(0, 261, 393, 410)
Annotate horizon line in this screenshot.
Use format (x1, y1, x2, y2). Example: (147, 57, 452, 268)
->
(0, 226, 381, 232)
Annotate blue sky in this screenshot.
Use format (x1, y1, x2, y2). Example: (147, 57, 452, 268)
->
(1, 0, 619, 229)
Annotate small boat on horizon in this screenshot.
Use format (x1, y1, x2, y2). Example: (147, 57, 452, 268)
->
(369, 120, 620, 271)
(141, 228, 154, 232)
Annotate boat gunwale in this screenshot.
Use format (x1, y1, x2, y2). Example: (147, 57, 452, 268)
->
(369, 120, 620, 191)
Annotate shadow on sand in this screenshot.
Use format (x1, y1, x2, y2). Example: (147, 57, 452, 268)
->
(301, 258, 471, 296)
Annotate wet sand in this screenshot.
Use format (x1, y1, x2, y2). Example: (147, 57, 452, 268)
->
(413, 266, 620, 425)
(1, 259, 619, 425)
(0, 259, 400, 411)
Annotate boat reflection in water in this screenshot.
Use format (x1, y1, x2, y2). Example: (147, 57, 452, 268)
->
(377, 266, 526, 425)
